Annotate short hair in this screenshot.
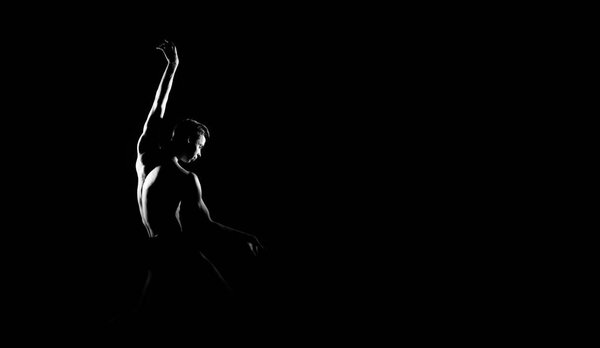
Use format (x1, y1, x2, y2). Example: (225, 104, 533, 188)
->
(171, 118, 210, 144)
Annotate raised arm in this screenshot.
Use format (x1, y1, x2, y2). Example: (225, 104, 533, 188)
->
(137, 39, 180, 155)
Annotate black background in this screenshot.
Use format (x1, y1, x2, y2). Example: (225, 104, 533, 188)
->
(3, 5, 494, 343)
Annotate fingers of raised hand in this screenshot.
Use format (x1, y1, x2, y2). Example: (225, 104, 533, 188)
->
(156, 39, 174, 51)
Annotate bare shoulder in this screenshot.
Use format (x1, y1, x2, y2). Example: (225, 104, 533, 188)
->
(187, 172, 202, 189)
(172, 164, 201, 187)
(180, 171, 203, 200)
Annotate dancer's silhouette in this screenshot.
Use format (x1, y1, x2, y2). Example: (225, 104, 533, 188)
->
(126, 39, 263, 330)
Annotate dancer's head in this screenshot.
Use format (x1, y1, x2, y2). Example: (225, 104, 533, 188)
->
(171, 119, 210, 163)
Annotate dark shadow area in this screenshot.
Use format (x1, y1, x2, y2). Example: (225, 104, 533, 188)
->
(3, 6, 502, 344)
(5, 14, 379, 342)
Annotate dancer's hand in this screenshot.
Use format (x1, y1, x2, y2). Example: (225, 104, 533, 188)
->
(244, 234, 264, 256)
(156, 39, 179, 66)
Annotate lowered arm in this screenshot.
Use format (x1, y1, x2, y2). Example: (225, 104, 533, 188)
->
(182, 173, 263, 256)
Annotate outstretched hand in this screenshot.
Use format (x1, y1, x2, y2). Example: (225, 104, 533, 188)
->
(156, 39, 179, 65)
(245, 234, 265, 257)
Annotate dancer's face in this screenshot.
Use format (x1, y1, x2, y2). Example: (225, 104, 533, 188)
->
(183, 134, 206, 163)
